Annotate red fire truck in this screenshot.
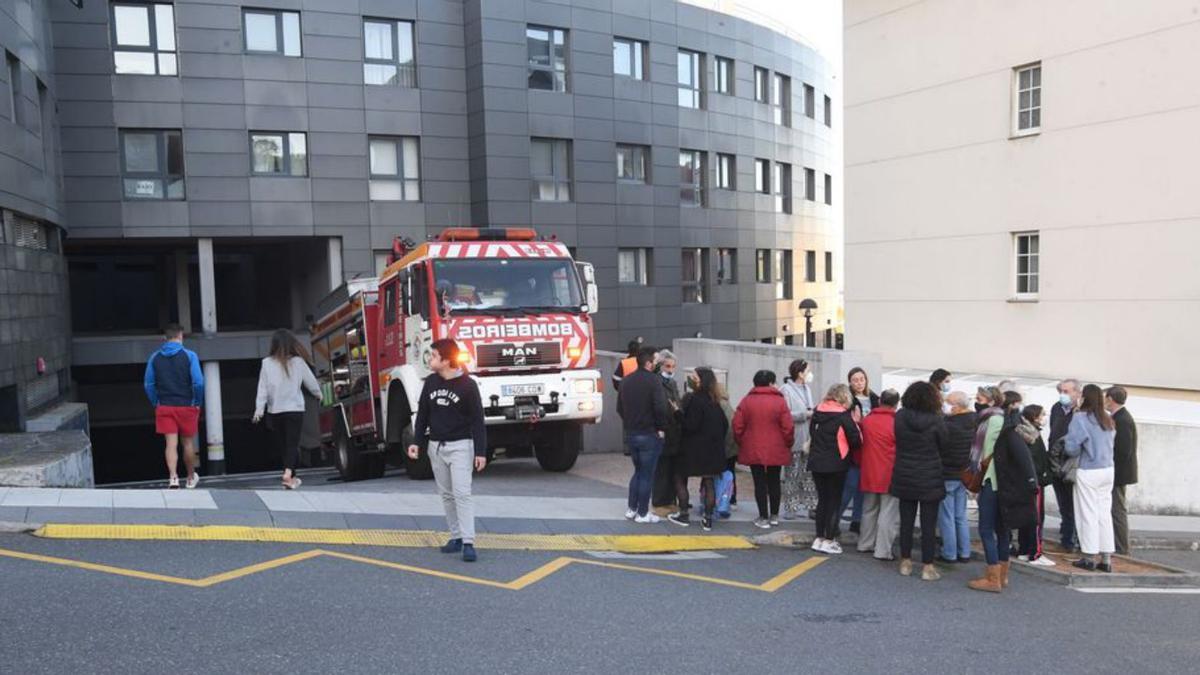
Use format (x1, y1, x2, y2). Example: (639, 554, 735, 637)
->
(310, 228, 602, 481)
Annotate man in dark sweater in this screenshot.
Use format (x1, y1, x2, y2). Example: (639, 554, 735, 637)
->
(143, 324, 204, 489)
(617, 346, 669, 522)
(1049, 378, 1080, 550)
(1105, 386, 1138, 554)
(408, 339, 487, 562)
(939, 390, 977, 562)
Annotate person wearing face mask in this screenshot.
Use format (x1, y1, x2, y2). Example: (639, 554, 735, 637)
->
(650, 351, 684, 515)
(930, 368, 952, 409)
(967, 386, 1009, 592)
(938, 391, 976, 563)
(837, 367, 876, 535)
(976, 391, 1039, 591)
(734, 370, 795, 528)
(973, 387, 992, 414)
(780, 359, 817, 521)
(1017, 404, 1056, 566)
(1049, 378, 1081, 551)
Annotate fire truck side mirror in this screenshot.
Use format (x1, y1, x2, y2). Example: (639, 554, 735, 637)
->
(576, 261, 597, 314)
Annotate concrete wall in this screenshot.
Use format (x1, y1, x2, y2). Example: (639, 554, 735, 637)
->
(843, 0, 1200, 390)
(0, 431, 94, 488)
(1126, 422, 1200, 516)
(581, 349, 622, 454)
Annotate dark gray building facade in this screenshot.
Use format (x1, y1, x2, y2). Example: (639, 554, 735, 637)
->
(28, 0, 840, 479)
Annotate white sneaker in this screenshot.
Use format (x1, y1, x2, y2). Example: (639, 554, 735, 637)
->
(167, 476, 180, 489)
(811, 538, 826, 552)
(752, 518, 771, 529)
(624, 509, 637, 520)
(1017, 554, 1030, 562)
(824, 540, 844, 555)
(1030, 556, 1057, 567)
(186, 473, 201, 489)
(634, 513, 661, 524)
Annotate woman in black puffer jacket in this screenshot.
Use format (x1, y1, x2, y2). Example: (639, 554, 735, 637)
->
(891, 381, 949, 581)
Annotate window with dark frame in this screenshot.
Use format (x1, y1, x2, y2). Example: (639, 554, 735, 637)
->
(363, 19, 415, 87)
(773, 162, 792, 213)
(616, 144, 648, 184)
(617, 247, 649, 285)
(5, 51, 21, 126)
(531, 137, 571, 201)
(772, 73, 790, 126)
(111, 2, 177, 75)
(243, 9, 301, 56)
(754, 158, 770, 194)
(679, 149, 705, 206)
(804, 167, 816, 201)
(774, 250, 792, 300)
(824, 94, 832, 127)
(716, 153, 735, 190)
(824, 251, 833, 282)
(369, 136, 420, 201)
(803, 83, 815, 118)
(1014, 232, 1040, 296)
(806, 250, 817, 282)
(120, 129, 184, 200)
(677, 49, 702, 109)
(754, 66, 769, 103)
(755, 249, 770, 283)
(714, 56, 733, 94)
(527, 25, 567, 91)
(824, 173, 832, 205)
(613, 37, 645, 80)
(250, 131, 307, 176)
(717, 248, 736, 284)
(681, 248, 707, 304)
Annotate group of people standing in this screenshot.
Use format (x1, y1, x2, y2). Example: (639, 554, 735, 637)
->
(618, 348, 1140, 591)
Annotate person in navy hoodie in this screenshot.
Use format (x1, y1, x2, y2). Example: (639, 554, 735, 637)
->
(144, 324, 205, 489)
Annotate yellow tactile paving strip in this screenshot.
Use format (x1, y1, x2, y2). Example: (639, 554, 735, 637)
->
(0, 546, 824, 592)
(33, 524, 756, 553)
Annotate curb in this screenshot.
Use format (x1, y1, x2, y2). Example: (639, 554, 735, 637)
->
(0, 521, 40, 533)
(1010, 554, 1200, 589)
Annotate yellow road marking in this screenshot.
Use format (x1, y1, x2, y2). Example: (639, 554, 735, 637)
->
(0, 546, 825, 593)
(34, 524, 753, 553)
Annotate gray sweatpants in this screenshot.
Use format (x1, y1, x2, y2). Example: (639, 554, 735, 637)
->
(858, 492, 900, 559)
(429, 439, 476, 544)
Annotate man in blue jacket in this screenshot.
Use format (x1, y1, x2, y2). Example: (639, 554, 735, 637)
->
(144, 324, 204, 489)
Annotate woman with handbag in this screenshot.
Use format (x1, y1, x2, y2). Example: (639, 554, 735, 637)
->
(1017, 405, 1056, 566)
(966, 386, 1009, 592)
(253, 329, 322, 490)
(1065, 384, 1117, 572)
(670, 368, 729, 531)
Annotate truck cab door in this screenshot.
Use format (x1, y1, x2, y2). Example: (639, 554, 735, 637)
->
(404, 263, 432, 375)
(379, 277, 402, 372)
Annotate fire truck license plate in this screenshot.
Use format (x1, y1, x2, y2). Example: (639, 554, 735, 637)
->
(503, 384, 544, 397)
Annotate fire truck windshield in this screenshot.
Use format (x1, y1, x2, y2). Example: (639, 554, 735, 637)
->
(432, 258, 583, 313)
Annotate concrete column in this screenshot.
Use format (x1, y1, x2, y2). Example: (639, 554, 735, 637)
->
(327, 237, 343, 291)
(175, 249, 192, 333)
(197, 238, 225, 474)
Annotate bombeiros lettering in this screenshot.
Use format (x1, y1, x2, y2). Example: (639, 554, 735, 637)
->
(455, 321, 575, 340)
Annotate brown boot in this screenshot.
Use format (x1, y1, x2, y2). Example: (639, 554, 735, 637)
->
(1000, 560, 1010, 588)
(967, 564, 1003, 593)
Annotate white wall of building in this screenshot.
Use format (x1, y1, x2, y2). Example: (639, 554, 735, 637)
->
(843, 0, 1200, 390)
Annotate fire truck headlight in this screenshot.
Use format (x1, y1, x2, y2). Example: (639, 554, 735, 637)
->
(567, 346, 583, 359)
(456, 351, 472, 365)
(578, 401, 595, 412)
(572, 379, 595, 394)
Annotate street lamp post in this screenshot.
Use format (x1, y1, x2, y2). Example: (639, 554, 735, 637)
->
(798, 298, 818, 348)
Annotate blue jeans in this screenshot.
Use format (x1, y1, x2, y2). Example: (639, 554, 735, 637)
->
(839, 465, 864, 523)
(977, 481, 1009, 565)
(938, 479, 970, 560)
(626, 433, 662, 517)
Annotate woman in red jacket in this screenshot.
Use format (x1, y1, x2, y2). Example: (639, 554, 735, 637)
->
(857, 389, 901, 560)
(733, 370, 795, 529)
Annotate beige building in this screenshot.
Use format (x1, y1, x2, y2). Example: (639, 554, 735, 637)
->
(843, 0, 1200, 391)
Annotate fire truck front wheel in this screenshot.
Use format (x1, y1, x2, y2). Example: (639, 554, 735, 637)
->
(534, 423, 582, 473)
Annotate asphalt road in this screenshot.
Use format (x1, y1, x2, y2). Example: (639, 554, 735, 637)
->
(2, 534, 1198, 674)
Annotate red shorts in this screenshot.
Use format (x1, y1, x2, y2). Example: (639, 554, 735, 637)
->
(155, 405, 200, 436)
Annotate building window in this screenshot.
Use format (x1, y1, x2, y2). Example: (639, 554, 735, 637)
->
(716, 153, 735, 190)
(120, 129, 184, 199)
(774, 250, 792, 300)
(1014, 232, 1040, 297)
(111, 3, 177, 75)
(616, 144, 648, 184)
(682, 248, 707, 303)
(369, 136, 420, 201)
(5, 51, 21, 126)
(717, 248, 736, 284)
(250, 132, 307, 176)
(1014, 62, 1041, 134)
(773, 162, 792, 213)
(714, 56, 733, 94)
(803, 83, 815, 118)
(618, 248, 649, 285)
(824, 173, 833, 205)
(754, 67, 769, 103)
(613, 37, 645, 80)
(677, 49, 702, 109)
(754, 159, 770, 195)
(531, 137, 571, 201)
(243, 9, 301, 56)
(527, 25, 567, 92)
(806, 250, 817, 282)
(755, 249, 770, 283)
(4, 211, 52, 251)
(363, 19, 415, 87)
(804, 167, 816, 201)
(772, 73, 790, 126)
(825, 251, 833, 282)
(824, 94, 832, 127)
(679, 149, 705, 207)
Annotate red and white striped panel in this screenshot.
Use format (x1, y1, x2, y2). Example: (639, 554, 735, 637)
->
(426, 242, 570, 259)
(441, 314, 592, 370)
